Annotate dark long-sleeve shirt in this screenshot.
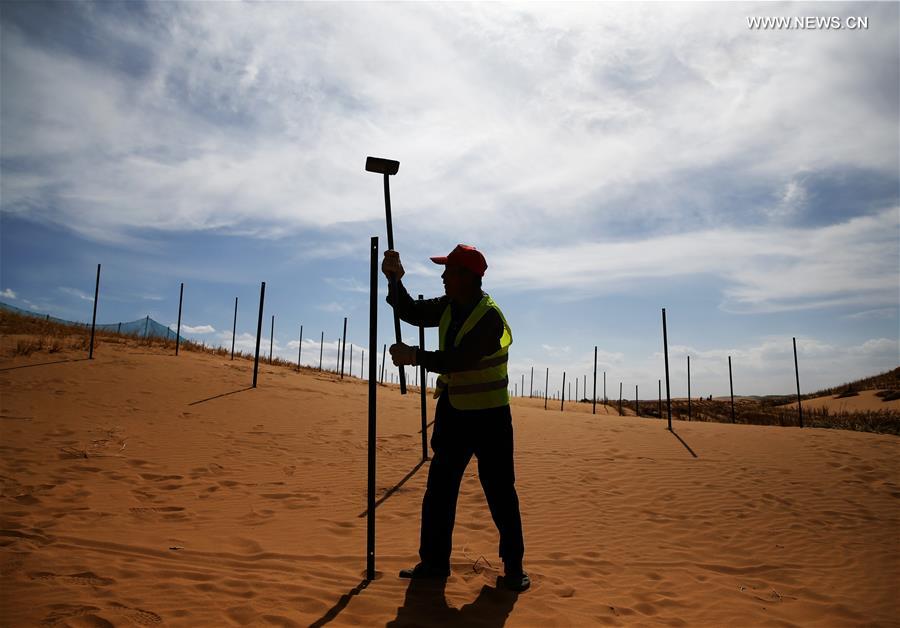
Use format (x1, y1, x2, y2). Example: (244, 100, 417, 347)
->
(385, 279, 502, 375)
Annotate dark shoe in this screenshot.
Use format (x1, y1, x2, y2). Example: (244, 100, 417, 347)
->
(503, 570, 530, 592)
(399, 562, 450, 579)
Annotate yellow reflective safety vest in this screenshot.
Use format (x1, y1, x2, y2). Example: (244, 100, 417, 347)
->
(433, 294, 512, 410)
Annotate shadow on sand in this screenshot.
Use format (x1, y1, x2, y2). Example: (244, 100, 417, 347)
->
(0, 357, 90, 372)
(357, 459, 427, 518)
(386, 576, 519, 627)
(308, 577, 371, 627)
(669, 428, 698, 458)
(188, 386, 254, 406)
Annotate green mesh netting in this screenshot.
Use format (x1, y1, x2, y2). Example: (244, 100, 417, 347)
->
(0, 300, 177, 340)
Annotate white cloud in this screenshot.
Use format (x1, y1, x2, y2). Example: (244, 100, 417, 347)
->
(58, 286, 94, 301)
(22, 299, 53, 312)
(322, 277, 368, 293)
(317, 301, 344, 313)
(847, 338, 899, 356)
(0, 288, 16, 299)
(487, 208, 899, 312)
(178, 324, 216, 334)
(1, 2, 895, 247)
(843, 308, 897, 321)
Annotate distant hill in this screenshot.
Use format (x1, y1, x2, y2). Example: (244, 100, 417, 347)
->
(810, 367, 900, 397)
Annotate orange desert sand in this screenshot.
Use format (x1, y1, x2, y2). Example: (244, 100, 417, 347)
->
(780, 390, 900, 413)
(1, 340, 898, 627)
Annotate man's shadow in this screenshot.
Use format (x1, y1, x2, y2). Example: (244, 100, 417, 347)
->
(386, 576, 519, 628)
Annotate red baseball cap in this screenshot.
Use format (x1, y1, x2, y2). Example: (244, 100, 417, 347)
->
(430, 244, 488, 277)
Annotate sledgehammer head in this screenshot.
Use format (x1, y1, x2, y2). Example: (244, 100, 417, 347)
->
(365, 156, 400, 175)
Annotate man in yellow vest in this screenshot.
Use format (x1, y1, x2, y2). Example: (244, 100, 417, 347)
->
(384, 244, 529, 592)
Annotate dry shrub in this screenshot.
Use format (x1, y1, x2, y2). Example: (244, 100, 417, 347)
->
(665, 398, 900, 436)
(14, 338, 40, 356)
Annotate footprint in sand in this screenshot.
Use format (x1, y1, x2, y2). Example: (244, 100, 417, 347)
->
(129, 506, 185, 514)
(129, 506, 189, 521)
(41, 603, 107, 626)
(29, 570, 116, 587)
(139, 473, 183, 481)
(108, 602, 163, 625)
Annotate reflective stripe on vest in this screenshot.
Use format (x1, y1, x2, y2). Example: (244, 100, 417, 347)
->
(433, 294, 512, 410)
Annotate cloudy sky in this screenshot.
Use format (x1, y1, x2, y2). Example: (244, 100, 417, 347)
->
(1, 1, 897, 398)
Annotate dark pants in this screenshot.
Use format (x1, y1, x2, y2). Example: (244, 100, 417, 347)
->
(419, 390, 525, 571)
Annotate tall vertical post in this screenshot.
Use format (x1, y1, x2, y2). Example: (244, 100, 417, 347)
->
(252, 282, 265, 388)
(618, 382, 623, 415)
(340, 316, 348, 378)
(658, 379, 662, 416)
(418, 295, 428, 461)
(380, 343, 387, 383)
(793, 337, 803, 428)
(319, 331, 324, 370)
(560, 372, 566, 411)
(297, 324, 303, 371)
(269, 315, 274, 364)
(530, 366, 534, 398)
(635, 385, 639, 415)
(231, 296, 238, 360)
(544, 368, 549, 410)
(366, 236, 378, 581)
(380, 170, 406, 395)
(662, 308, 672, 431)
(88, 263, 100, 359)
(593, 346, 597, 415)
(175, 282, 184, 356)
(687, 355, 692, 421)
(728, 355, 736, 423)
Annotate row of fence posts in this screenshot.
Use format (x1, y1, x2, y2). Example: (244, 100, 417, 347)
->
(86, 264, 186, 361)
(81, 265, 807, 425)
(82, 264, 423, 392)
(81, 264, 803, 426)
(510, 310, 805, 429)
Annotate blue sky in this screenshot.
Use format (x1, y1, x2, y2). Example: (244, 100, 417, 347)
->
(1, 1, 897, 397)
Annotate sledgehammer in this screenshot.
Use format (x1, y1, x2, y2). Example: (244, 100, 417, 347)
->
(365, 156, 407, 395)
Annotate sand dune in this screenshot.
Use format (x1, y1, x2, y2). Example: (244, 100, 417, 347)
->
(1, 341, 898, 626)
(780, 389, 900, 413)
